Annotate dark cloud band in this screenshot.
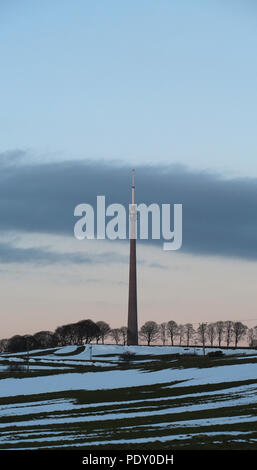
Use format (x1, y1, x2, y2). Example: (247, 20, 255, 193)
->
(0, 151, 257, 261)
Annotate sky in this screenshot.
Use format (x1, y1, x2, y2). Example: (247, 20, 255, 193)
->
(0, 1, 257, 338)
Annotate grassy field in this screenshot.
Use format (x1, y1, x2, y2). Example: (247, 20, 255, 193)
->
(0, 344, 257, 450)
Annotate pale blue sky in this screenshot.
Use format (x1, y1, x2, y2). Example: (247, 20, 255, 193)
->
(1, 0, 257, 175)
(1, 1, 257, 337)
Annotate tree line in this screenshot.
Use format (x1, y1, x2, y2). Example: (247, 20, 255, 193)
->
(0, 319, 256, 354)
(140, 320, 256, 348)
(0, 320, 125, 354)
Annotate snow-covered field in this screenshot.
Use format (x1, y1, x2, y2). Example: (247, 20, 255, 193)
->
(0, 344, 257, 450)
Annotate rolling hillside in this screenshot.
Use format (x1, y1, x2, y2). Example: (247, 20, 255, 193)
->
(0, 345, 257, 450)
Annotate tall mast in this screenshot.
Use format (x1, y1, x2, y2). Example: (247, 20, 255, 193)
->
(127, 169, 138, 345)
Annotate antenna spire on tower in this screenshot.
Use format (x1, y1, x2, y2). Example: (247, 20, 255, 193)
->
(132, 168, 135, 204)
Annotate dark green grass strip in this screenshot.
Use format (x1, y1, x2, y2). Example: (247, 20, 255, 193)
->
(0, 378, 257, 406)
(1, 424, 257, 450)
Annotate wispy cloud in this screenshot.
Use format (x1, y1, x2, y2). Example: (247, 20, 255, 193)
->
(0, 241, 128, 266)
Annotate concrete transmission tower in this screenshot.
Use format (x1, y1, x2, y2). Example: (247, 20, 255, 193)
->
(127, 169, 138, 345)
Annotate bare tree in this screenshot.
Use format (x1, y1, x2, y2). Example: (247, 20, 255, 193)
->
(184, 323, 195, 347)
(55, 325, 72, 346)
(177, 325, 185, 346)
(120, 327, 128, 346)
(166, 321, 178, 346)
(0, 339, 8, 353)
(207, 323, 216, 347)
(66, 323, 80, 344)
(233, 322, 247, 348)
(247, 327, 257, 347)
(215, 321, 224, 347)
(160, 323, 167, 345)
(110, 328, 121, 345)
(140, 321, 159, 346)
(6, 335, 29, 353)
(55, 320, 99, 346)
(33, 331, 58, 349)
(96, 321, 111, 344)
(247, 328, 255, 347)
(55, 323, 84, 345)
(197, 323, 208, 355)
(224, 321, 234, 347)
(76, 320, 99, 344)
